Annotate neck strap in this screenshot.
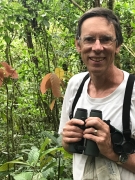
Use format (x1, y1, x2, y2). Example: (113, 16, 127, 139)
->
(69, 73, 89, 119)
(122, 74, 135, 140)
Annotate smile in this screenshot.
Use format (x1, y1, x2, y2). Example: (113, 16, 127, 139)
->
(89, 57, 105, 62)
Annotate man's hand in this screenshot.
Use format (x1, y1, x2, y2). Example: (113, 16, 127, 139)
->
(83, 117, 115, 160)
(62, 119, 84, 143)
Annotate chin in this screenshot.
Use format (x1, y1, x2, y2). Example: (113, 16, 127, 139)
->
(89, 70, 104, 76)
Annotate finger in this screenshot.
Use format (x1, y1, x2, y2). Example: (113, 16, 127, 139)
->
(62, 127, 83, 143)
(83, 129, 110, 145)
(68, 118, 85, 126)
(83, 127, 98, 135)
(63, 124, 84, 134)
(93, 129, 98, 135)
(85, 117, 107, 130)
(85, 117, 102, 122)
(67, 119, 85, 130)
(63, 127, 83, 137)
(63, 137, 83, 143)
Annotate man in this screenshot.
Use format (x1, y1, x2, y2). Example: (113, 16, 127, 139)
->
(58, 7, 135, 180)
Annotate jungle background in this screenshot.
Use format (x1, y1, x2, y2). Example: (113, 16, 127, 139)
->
(0, 0, 135, 179)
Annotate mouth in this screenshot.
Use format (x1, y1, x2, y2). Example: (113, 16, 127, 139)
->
(89, 57, 105, 62)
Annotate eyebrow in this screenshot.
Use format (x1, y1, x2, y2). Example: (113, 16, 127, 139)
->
(83, 34, 114, 38)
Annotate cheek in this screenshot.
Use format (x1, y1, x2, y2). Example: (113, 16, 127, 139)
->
(80, 47, 91, 55)
(105, 47, 116, 58)
(107, 52, 115, 65)
(79, 47, 89, 60)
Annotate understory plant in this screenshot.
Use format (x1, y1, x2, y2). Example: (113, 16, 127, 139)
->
(0, 131, 73, 180)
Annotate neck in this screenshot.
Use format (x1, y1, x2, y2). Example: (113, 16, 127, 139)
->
(88, 67, 124, 98)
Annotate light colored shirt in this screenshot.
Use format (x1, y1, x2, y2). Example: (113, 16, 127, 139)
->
(58, 70, 135, 180)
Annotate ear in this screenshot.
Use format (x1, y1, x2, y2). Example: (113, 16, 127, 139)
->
(115, 45, 121, 54)
(75, 39, 81, 53)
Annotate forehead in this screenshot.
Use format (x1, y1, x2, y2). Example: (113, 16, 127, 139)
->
(81, 17, 116, 36)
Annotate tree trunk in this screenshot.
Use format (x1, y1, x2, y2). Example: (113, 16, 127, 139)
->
(93, 0, 100, 7)
(107, 0, 115, 10)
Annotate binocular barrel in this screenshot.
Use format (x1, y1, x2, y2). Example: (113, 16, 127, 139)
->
(69, 108, 87, 153)
(69, 108, 102, 156)
(83, 109, 102, 156)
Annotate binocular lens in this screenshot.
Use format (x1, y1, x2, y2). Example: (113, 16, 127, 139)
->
(123, 141, 135, 154)
(113, 144, 123, 154)
(111, 131, 124, 145)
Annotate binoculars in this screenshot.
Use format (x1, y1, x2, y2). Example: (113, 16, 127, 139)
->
(69, 108, 135, 156)
(69, 108, 102, 156)
(105, 120, 135, 155)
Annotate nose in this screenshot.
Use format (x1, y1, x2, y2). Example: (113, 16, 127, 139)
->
(92, 39, 104, 51)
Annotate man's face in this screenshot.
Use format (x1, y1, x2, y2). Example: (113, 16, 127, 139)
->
(76, 17, 120, 76)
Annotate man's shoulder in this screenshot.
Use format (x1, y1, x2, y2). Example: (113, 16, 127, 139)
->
(69, 72, 89, 85)
(65, 72, 89, 96)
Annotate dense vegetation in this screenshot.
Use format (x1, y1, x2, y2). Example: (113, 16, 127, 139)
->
(0, 0, 135, 179)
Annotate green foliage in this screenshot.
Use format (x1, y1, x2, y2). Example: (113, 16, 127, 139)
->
(114, 0, 135, 73)
(0, 134, 72, 180)
(0, 0, 135, 179)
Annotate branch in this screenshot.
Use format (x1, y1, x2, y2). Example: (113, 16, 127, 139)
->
(69, 0, 85, 12)
(122, 43, 135, 58)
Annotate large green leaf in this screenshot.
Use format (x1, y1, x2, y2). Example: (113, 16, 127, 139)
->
(0, 159, 29, 172)
(40, 137, 50, 153)
(28, 146, 40, 166)
(13, 172, 33, 180)
(40, 146, 61, 158)
(32, 172, 46, 180)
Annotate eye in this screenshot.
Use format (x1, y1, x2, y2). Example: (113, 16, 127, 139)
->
(100, 36, 112, 44)
(83, 36, 96, 44)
